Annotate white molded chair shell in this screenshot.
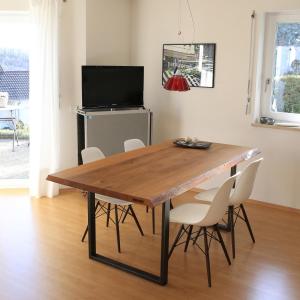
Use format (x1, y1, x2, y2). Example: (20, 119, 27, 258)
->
(81, 147, 133, 206)
(124, 139, 145, 152)
(194, 158, 263, 207)
(169, 203, 210, 225)
(229, 158, 263, 206)
(95, 194, 132, 206)
(198, 173, 239, 226)
(194, 188, 218, 203)
(170, 173, 239, 227)
(81, 147, 105, 164)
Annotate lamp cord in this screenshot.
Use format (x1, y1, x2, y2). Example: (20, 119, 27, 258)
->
(177, 0, 196, 43)
(186, 0, 196, 43)
(178, 0, 182, 37)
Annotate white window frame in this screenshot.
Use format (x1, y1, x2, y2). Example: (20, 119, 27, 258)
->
(261, 12, 300, 123)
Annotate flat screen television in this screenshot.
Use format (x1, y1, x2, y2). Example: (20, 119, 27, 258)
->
(82, 66, 144, 109)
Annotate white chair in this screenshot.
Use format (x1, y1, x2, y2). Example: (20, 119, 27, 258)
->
(194, 158, 263, 258)
(124, 138, 146, 151)
(168, 173, 239, 287)
(123, 139, 158, 234)
(81, 147, 144, 253)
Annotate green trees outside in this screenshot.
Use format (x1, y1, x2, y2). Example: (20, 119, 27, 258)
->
(274, 23, 300, 114)
(281, 75, 300, 113)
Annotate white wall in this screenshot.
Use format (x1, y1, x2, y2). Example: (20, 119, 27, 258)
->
(59, 0, 86, 169)
(0, 0, 28, 10)
(130, 0, 300, 209)
(58, 0, 132, 171)
(86, 0, 132, 65)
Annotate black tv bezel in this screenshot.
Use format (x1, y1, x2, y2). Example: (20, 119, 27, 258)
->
(81, 65, 144, 110)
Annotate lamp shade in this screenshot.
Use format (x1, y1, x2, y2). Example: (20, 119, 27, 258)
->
(164, 75, 190, 91)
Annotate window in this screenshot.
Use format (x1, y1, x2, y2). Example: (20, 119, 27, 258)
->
(0, 13, 30, 185)
(261, 12, 300, 123)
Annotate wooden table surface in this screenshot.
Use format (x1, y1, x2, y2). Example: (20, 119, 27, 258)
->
(47, 140, 259, 207)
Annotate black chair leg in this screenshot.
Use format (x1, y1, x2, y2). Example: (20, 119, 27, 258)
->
(240, 204, 255, 243)
(114, 205, 121, 253)
(203, 227, 212, 287)
(81, 225, 88, 242)
(152, 207, 155, 234)
(170, 200, 174, 210)
(214, 225, 231, 265)
(129, 205, 144, 236)
(168, 225, 184, 259)
(106, 203, 111, 227)
(193, 227, 202, 245)
(184, 225, 193, 252)
(228, 205, 235, 259)
(121, 206, 130, 223)
(81, 201, 100, 242)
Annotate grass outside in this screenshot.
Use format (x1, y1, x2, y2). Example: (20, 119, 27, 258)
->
(0, 128, 29, 140)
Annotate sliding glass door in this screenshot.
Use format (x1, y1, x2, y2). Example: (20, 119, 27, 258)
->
(0, 13, 31, 188)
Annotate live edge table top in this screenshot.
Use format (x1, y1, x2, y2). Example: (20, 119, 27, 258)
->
(47, 140, 260, 208)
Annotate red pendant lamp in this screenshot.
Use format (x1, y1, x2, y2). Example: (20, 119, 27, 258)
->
(164, 67, 190, 92)
(163, 0, 196, 92)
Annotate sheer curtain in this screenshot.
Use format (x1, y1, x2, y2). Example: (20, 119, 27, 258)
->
(29, 0, 60, 198)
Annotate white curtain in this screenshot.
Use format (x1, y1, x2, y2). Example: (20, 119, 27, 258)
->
(29, 0, 60, 198)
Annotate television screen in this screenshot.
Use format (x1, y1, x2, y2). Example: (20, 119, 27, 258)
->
(82, 66, 144, 109)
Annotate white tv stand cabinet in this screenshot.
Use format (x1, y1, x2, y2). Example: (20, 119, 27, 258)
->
(77, 108, 152, 164)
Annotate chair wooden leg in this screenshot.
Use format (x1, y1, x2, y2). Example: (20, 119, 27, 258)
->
(129, 205, 144, 236)
(121, 206, 129, 223)
(203, 227, 212, 287)
(146, 206, 149, 213)
(184, 225, 193, 252)
(240, 204, 255, 243)
(214, 225, 231, 265)
(228, 205, 235, 259)
(106, 203, 111, 227)
(168, 225, 184, 259)
(114, 205, 121, 253)
(152, 207, 155, 234)
(81, 225, 88, 242)
(81, 201, 100, 242)
(170, 200, 174, 210)
(193, 227, 202, 245)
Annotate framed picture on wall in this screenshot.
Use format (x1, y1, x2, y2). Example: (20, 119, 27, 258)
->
(162, 43, 216, 88)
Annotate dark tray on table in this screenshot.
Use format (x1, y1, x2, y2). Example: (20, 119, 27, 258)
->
(173, 139, 212, 149)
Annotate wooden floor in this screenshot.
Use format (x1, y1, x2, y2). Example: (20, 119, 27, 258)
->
(0, 189, 299, 300)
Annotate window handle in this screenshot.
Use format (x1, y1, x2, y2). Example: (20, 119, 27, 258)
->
(264, 78, 271, 92)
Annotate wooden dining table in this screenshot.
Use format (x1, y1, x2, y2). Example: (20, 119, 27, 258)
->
(47, 140, 260, 285)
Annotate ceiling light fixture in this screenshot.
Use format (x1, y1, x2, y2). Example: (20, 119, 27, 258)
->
(163, 0, 196, 92)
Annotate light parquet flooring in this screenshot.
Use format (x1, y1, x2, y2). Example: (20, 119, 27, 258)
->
(0, 189, 299, 300)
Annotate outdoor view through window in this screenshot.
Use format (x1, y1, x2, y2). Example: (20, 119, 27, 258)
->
(271, 23, 300, 115)
(0, 14, 30, 184)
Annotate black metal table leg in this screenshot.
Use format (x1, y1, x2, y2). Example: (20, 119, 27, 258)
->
(87, 192, 170, 285)
(160, 200, 170, 285)
(88, 192, 96, 257)
(152, 207, 156, 234)
(114, 204, 121, 253)
(218, 165, 236, 232)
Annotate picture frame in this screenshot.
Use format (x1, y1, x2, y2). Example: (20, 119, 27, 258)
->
(162, 43, 216, 88)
